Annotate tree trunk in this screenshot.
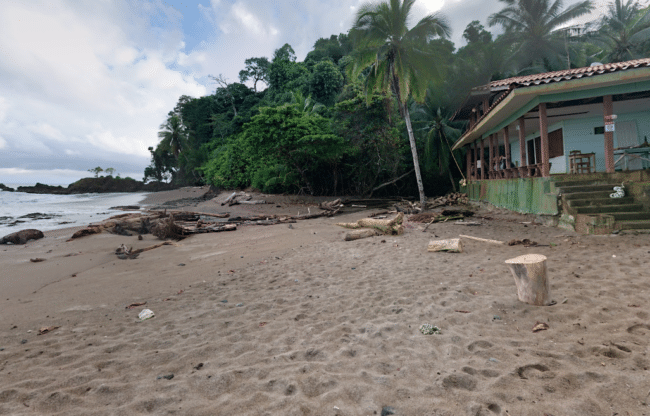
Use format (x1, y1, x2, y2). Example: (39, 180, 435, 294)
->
(401, 103, 426, 206)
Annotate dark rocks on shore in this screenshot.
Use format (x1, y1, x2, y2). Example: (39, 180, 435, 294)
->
(1, 229, 45, 245)
(16, 177, 179, 195)
(0, 183, 15, 192)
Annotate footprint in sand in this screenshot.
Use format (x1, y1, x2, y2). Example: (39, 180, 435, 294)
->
(467, 340, 493, 352)
(627, 323, 650, 335)
(516, 363, 552, 380)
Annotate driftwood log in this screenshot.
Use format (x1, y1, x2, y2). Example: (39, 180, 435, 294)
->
(427, 238, 463, 253)
(345, 229, 382, 241)
(505, 254, 551, 306)
(337, 212, 404, 241)
(319, 199, 342, 211)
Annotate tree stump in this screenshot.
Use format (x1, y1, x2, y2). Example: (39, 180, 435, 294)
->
(505, 254, 551, 306)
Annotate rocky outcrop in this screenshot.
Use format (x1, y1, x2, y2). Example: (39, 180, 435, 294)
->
(0, 183, 14, 192)
(16, 177, 178, 195)
(1, 229, 45, 245)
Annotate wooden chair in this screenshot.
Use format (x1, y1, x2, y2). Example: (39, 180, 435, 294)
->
(569, 151, 595, 174)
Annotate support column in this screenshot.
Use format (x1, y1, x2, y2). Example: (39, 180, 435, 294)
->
(473, 142, 478, 180)
(504, 126, 511, 169)
(476, 138, 480, 180)
(488, 134, 494, 178)
(604, 95, 614, 173)
(539, 103, 550, 177)
(466, 145, 471, 181)
(518, 117, 527, 168)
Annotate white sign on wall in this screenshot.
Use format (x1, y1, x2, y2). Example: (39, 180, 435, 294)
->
(605, 124, 615, 132)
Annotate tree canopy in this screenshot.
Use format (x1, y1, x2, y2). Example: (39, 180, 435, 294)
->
(145, 0, 645, 199)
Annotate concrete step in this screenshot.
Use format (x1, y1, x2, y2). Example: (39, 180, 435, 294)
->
(610, 212, 650, 221)
(563, 190, 618, 200)
(575, 204, 644, 214)
(557, 184, 621, 194)
(553, 180, 616, 188)
(616, 220, 650, 230)
(568, 197, 636, 207)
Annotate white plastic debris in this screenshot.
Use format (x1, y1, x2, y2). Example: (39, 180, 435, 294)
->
(610, 184, 625, 198)
(138, 309, 155, 321)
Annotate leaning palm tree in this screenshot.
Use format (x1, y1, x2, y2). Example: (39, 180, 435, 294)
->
(488, 0, 594, 71)
(157, 114, 186, 159)
(588, 0, 650, 62)
(348, 0, 451, 206)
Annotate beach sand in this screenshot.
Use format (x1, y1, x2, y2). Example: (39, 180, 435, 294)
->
(1, 188, 649, 415)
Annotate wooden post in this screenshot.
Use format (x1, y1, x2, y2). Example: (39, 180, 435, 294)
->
(466, 145, 471, 181)
(473, 142, 478, 180)
(539, 103, 550, 177)
(488, 134, 494, 178)
(518, 117, 527, 168)
(604, 95, 614, 173)
(505, 254, 551, 306)
(480, 138, 485, 180)
(504, 126, 511, 169)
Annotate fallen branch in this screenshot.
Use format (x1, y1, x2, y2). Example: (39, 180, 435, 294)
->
(232, 200, 266, 205)
(459, 234, 504, 245)
(367, 169, 414, 198)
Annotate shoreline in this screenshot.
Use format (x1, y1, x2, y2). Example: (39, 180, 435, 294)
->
(1, 192, 649, 415)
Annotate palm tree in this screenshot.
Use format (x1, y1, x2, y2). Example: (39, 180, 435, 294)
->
(348, 0, 451, 206)
(411, 86, 465, 192)
(588, 0, 650, 62)
(488, 0, 594, 71)
(157, 114, 186, 159)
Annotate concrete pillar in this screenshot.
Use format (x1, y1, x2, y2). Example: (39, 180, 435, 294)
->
(479, 139, 480, 180)
(518, 117, 527, 167)
(539, 103, 550, 177)
(604, 95, 614, 173)
(504, 126, 511, 169)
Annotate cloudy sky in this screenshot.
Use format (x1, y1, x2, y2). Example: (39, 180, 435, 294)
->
(0, 0, 609, 185)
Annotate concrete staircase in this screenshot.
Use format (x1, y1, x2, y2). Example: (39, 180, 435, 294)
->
(553, 179, 650, 234)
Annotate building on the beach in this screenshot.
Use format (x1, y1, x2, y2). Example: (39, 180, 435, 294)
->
(452, 58, 650, 233)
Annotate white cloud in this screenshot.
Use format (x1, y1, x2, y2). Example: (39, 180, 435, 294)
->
(0, 136, 6, 149)
(0, 0, 206, 175)
(27, 123, 65, 141)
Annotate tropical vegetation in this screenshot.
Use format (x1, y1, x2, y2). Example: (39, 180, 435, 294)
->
(144, 0, 650, 200)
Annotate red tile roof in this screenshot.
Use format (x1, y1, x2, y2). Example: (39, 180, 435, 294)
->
(487, 58, 650, 91)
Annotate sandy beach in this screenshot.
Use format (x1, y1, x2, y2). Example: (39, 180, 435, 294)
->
(1, 188, 649, 415)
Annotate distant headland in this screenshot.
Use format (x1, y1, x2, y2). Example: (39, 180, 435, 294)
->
(0, 176, 178, 194)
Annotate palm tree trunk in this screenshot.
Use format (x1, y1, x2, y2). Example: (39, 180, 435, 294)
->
(400, 102, 426, 206)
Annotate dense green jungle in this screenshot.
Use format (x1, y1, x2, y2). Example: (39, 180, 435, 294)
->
(144, 0, 650, 201)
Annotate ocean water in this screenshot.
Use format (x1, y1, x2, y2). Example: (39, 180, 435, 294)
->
(0, 189, 148, 235)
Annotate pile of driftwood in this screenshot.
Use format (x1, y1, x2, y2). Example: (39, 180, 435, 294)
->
(336, 212, 404, 241)
(424, 193, 469, 210)
(221, 192, 266, 206)
(69, 206, 342, 241)
(67, 211, 236, 241)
